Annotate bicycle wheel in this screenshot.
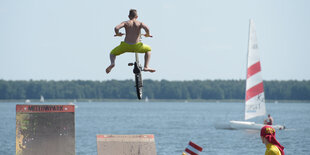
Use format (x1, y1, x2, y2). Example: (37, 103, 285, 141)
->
(135, 73, 143, 100)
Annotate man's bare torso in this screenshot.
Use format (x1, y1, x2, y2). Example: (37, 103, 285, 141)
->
(124, 20, 142, 44)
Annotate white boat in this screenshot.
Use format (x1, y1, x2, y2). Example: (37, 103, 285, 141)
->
(216, 19, 285, 130)
(68, 102, 78, 108)
(229, 120, 285, 130)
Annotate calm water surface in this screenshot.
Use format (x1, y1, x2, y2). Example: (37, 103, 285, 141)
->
(0, 101, 309, 155)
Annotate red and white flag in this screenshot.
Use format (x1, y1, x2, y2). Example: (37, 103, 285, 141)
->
(184, 141, 203, 155)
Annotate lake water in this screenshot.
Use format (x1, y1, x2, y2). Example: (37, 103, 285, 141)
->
(1, 101, 309, 155)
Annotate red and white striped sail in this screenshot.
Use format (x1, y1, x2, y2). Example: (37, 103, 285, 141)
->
(245, 19, 266, 120)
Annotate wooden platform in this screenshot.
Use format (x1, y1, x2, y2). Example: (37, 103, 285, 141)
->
(96, 134, 157, 155)
(16, 105, 75, 155)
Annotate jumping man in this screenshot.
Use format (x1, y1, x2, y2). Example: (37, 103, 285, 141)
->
(106, 9, 156, 74)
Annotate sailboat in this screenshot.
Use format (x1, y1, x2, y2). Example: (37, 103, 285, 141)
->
(216, 19, 285, 130)
(40, 95, 45, 103)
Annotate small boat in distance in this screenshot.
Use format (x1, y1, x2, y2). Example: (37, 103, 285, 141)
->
(68, 101, 78, 108)
(215, 19, 285, 130)
(40, 95, 45, 103)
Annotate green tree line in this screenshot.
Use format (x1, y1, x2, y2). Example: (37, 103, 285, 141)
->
(0, 79, 309, 100)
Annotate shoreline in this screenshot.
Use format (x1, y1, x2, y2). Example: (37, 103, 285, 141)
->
(1, 99, 309, 103)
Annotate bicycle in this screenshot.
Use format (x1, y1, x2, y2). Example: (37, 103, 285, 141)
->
(115, 33, 152, 100)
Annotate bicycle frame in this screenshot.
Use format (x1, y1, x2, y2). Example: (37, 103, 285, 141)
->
(130, 53, 143, 99)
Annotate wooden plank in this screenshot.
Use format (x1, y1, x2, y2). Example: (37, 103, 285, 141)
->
(96, 134, 157, 155)
(16, 104, 75, 155)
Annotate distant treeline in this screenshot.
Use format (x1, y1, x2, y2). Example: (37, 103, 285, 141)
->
(0, 79, 309, 100)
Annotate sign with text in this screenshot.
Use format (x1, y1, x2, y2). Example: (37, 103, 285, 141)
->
(16, 104, 75, 155)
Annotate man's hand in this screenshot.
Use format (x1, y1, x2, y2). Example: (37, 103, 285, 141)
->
(114, 33, 124, 37)
(144, 34, 153, 38)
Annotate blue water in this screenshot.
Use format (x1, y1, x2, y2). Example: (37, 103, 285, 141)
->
(1, 101, 310, 155)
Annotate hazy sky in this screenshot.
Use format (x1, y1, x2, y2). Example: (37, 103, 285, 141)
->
(1, 0, 309, 81)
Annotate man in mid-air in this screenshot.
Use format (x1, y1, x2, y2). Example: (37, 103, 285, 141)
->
(106, 9, 155, 74)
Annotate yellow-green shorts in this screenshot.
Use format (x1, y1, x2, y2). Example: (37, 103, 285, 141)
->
(110, 42, 151, 56)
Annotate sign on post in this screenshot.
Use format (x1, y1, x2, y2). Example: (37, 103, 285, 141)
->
(16, 105, 75, 155)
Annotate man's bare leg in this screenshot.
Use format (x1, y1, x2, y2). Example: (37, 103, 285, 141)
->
(106, 54, 116, 74)
(143, 51, 156, 72)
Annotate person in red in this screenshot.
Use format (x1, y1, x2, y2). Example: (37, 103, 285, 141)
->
(260, 125, 285, 155)
(264, 114, 273, 125)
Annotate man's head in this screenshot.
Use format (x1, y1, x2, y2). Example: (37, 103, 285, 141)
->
(260, 125, 285, 154)
(268, 114, 271, 117)
(128, 9, 138, 20)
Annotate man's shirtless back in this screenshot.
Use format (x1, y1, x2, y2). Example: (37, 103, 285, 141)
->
(115, 19, 151, 44)
(124, 20, 143, 44)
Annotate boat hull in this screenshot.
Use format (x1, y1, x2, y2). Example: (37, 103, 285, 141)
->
(215, 121, 285, 130)
(229, 121, 285, 130)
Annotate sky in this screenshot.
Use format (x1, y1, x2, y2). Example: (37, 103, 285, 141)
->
(1, 0, 310, 81)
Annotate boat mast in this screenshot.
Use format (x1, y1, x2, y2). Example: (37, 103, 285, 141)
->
(244, 19, 251, 120)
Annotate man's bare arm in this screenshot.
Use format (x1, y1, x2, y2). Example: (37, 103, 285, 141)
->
(141, 22, 152, 37)
(114, 22, 125, 36)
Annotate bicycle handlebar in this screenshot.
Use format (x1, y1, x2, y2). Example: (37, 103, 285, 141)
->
(114, 33, 125, 37)
(114, 33, 153, 37)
